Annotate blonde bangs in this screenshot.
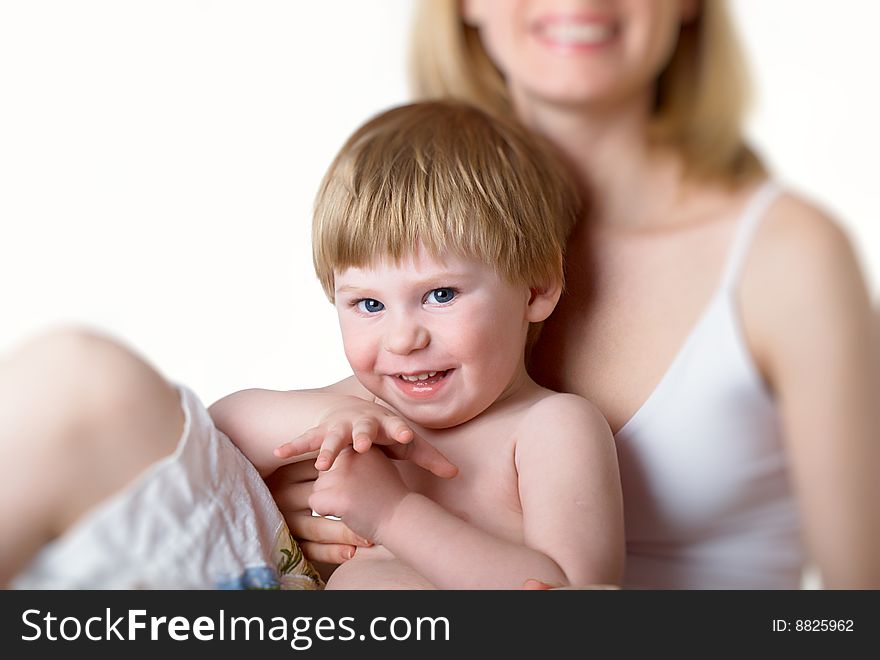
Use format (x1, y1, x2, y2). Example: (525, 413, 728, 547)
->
(312, 102, 581, 301)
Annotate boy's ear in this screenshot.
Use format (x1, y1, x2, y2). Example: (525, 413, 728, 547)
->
(525, 280, 562, 323)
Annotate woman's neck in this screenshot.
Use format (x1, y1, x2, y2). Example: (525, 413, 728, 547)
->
(513, 92, 685, 230)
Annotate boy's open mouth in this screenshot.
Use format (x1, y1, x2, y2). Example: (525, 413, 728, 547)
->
(395, 369, 452, 385)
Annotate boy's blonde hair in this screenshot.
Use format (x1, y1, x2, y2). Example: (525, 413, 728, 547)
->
(312, 100, 582, 301)
(408, 0, 765, 184)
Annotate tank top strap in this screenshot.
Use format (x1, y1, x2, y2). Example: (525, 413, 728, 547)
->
(719, 180, 783, 290)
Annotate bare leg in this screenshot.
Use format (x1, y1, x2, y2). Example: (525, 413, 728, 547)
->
(0, 327, 184, 585)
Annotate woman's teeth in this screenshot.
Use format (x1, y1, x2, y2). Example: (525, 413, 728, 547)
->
(541, 22, 615, 45)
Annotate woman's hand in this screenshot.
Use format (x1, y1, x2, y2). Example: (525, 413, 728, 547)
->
(522, 579, 556, 590)
(521, 579, 619, 590)
(266, 460, 371, 565)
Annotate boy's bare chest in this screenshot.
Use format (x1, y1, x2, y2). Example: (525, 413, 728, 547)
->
(394, 419, 524, 542)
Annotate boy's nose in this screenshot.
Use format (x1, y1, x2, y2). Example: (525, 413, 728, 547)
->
(383, 315, 430, 355)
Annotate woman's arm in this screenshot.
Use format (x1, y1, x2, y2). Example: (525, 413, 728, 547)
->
(743, 195, 880, 588)
(266, 460, 367, 566)
(212, 376, 388, 566)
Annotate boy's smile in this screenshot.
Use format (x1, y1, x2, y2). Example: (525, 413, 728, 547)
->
(391, 368, 453, 398)
(334, 247, 544, 429)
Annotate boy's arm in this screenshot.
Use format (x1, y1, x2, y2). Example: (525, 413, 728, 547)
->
(320, 394, 625, 588)
(391, 395, 623, 588)
(208, 377, 371, 476)
(515, 394, 625, 586)
(210, 377, 457, 479)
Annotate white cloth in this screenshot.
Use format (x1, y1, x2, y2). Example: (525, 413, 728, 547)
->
(616, 181, 805, 589)
(12, 385, 321, 590)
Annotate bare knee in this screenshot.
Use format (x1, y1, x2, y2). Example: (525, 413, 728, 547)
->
(5, 325, 182, 445)
(1, 326, 185, 531)
(9, 325, 120, 359)
(4, 326, 142, 401)
(8, 326, 155, 394)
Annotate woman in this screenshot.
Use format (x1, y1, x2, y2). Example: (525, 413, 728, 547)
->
(280, 0, 879, 588)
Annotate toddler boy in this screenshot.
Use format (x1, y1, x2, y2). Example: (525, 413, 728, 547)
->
(211, 101, 624, 589)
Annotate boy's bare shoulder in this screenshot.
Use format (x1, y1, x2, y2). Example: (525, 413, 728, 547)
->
(517, 391, 612, 442)
(512, 391, 616, 474)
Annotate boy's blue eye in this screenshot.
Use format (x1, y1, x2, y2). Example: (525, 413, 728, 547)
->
(356, 298, 385, 314)
(426, 288, 456, 305)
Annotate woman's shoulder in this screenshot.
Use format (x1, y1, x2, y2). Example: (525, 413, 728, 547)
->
(747, 187, 865, 297)
(761, 189, 855, 260)
(740, 185, 872, 375)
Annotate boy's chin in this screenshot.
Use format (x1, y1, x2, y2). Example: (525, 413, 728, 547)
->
(374, 396, 486, 431)
(355, 373, 491, 429)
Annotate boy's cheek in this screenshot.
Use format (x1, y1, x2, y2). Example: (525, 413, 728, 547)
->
(342, 341, 384, 396)
(341, 334, 374, 373)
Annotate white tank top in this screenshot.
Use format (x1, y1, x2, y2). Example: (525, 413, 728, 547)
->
(615, 181, 804, 589)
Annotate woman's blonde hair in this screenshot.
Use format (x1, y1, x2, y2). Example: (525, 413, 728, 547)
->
(312, 100, 582, 302)
(409, 0, 764, 183)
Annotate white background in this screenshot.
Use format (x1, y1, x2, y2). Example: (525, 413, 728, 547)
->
(1, 1, 878, 405)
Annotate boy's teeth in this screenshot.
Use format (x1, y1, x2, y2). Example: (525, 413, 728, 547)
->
(400, 371, 438, 382)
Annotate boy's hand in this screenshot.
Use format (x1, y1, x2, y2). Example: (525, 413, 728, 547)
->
(274, 398, 457, 478)
(308, 447, 409, 542)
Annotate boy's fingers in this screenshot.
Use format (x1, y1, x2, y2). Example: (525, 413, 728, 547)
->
(276, 427, 323, 457)
(351, 417, 378, 453)
(308, 484, 348, 518)
(386, 437, 458, 478)
(274, 441, 309, 459)
(381, 416, 414, 444)
(315, 429, 349, 470)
